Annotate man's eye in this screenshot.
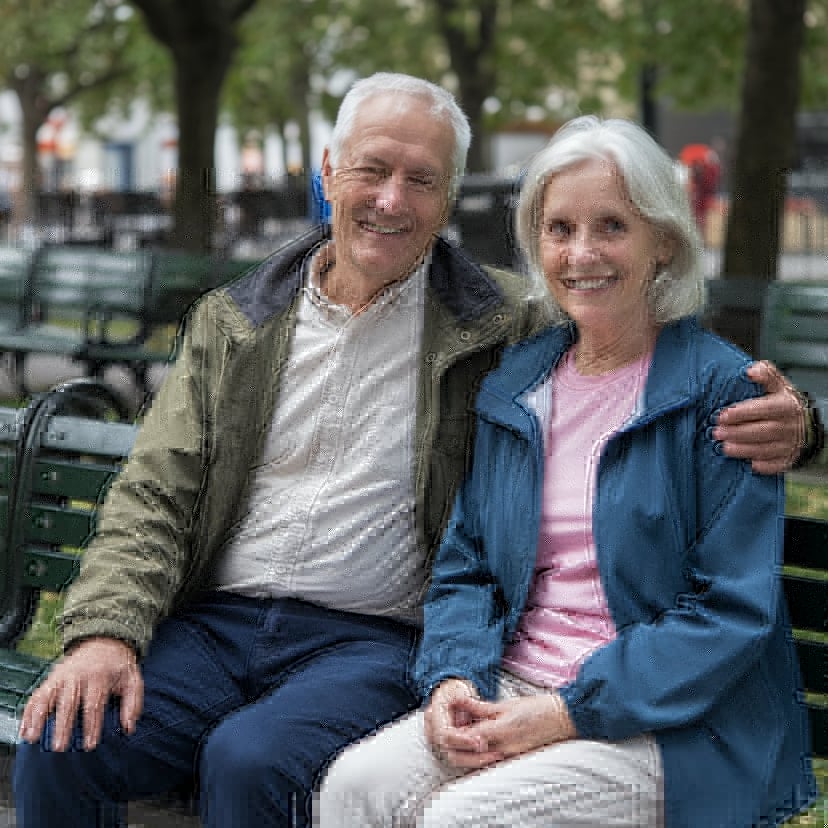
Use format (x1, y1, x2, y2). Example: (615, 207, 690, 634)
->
(544, 220, 569, 237)
(351, 166, 386, 183)
(409, 175, 437, 191)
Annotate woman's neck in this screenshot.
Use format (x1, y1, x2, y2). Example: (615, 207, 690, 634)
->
(573, 325, 659, 375)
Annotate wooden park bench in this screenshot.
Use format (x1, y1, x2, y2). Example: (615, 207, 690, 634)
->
(0, 245, 261, 399)
(0, 379, 822, 823)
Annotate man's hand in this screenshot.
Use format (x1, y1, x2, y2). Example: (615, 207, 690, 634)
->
(713, 360, 806, 475)
(18, 637, 142, 752)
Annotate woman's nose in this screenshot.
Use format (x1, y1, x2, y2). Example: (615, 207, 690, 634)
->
(566, 229, 599, 264)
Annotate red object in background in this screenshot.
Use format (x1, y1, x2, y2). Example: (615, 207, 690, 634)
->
(680, 144, 721, 232)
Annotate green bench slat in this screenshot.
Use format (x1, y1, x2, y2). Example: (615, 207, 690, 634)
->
(22, 547, 81, 590)
(784, 576, 828, 632)
(809, 704, 828, 758)
(0, 647, 49, 675)
(796, 639, 828, 696)
(39, 416, 136, 457)
(26, 504, 93, 548)
(0, 689, 29, 714)
(762, 282, 828, 426)
(0, 663, 48, 695)
(784, 517, 828, 570)
(32, 458, 118, 501)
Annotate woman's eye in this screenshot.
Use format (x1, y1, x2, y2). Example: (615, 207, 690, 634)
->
(600, 217, 625, 234)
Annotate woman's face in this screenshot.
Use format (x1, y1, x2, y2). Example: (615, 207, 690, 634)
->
(539, 158, 671, 339)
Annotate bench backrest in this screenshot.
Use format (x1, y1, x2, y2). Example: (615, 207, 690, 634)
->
(30, 246, 154, 334)
(146, 251, 260, 327)
(783, 515, 828, 757)
(0, 247, 34, 331)
(761, 281, 828, 424)
(0, 396, 137, 633)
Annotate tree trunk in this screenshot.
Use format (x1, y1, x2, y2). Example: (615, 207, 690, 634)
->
(9, 69, 51, 226)
(171, 40, 233, 251)
(129, 0, 257, 252)
(432, 0, 498, 173)
(714, 0, 805, 355)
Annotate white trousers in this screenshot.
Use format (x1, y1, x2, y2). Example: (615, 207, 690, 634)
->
(316, 672, 664, 828)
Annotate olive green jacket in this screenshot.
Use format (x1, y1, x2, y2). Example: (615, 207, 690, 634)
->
(62, 227, 549, 655)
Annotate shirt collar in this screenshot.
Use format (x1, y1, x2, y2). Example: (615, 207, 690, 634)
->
(303, 240, 431, 319)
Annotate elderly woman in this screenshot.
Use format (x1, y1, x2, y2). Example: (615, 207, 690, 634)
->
(316, 116, 816, 827)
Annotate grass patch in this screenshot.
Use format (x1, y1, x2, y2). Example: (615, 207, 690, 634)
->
(16, 591, 62, 661)
(787, 479, 828, 520)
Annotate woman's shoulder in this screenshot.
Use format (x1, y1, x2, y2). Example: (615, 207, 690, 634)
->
(661, 317, 762, 403)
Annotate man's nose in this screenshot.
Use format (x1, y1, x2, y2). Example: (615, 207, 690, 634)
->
(374, 173, 406, 212)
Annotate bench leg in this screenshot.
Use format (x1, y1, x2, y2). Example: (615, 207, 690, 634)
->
(13, 352, 27, 396)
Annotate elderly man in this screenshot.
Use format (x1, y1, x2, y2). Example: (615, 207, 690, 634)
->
(13, 73, 820, 828)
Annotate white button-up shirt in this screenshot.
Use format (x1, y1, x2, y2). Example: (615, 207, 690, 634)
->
(213, 244, 428, 623)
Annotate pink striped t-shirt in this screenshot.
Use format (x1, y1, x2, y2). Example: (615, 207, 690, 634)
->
(501, 347, 652, 689)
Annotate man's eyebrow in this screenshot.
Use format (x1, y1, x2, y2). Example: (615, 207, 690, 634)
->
(351, 155, 441, 176)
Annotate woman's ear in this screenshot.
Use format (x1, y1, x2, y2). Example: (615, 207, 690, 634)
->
(655, 232, 676, 270)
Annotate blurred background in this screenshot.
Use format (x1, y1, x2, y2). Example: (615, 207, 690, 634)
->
(0, 0, 824, 355)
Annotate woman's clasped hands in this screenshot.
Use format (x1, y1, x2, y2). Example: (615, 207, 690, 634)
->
(424, 677, 577, 771)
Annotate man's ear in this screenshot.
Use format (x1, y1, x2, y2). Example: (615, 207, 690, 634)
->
(320, 148, 334, 201)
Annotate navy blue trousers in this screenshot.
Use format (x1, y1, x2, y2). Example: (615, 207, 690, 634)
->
(13, 591, 418, 827)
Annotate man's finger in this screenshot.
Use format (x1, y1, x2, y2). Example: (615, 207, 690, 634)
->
(744, 360, 785, 393)
(19, 685, 56, 744)
(81, 688, 108, 751)
(716, 435, 784, 460)
(119, 672, 143, 736)
(51, 680, 81, 752)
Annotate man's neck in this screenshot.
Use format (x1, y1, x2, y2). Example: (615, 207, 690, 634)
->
(312, 242, 432, 314)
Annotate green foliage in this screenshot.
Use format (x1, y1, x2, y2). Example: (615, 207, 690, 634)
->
(0, 0, 163, 121)
(223, 0, 827, 172)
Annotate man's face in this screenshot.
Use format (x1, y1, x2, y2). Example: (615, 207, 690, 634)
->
(321, 94, 455, 295)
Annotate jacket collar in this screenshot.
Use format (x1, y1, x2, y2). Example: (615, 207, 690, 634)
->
(475, 317, 699, 436)
(227, 224, 504, 327)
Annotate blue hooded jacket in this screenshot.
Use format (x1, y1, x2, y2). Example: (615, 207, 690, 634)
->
(414, 317, 816, 827)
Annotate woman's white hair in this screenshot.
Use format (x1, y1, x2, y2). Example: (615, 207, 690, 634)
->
(515, 115, 706, 325)
(328, 72, 471, 201)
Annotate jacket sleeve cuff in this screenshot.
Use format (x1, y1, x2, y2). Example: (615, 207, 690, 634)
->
(792, 391, 825, 469)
